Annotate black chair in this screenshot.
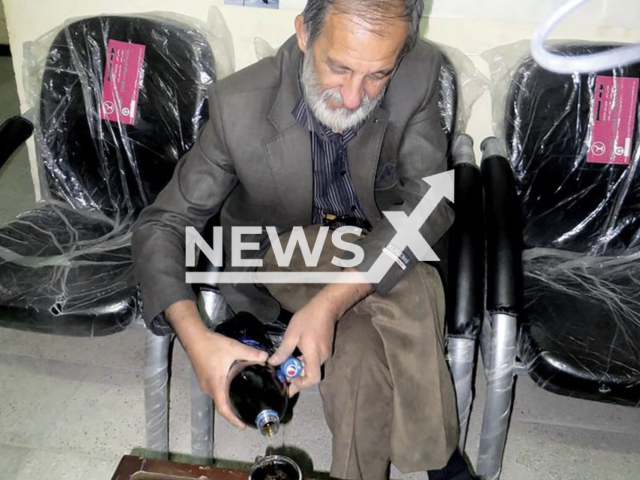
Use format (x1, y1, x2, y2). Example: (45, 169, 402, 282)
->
(477, 44, 640, 480)
(0, 13, 217, 454)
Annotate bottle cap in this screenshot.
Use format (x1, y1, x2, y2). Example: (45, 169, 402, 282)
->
(280, 357, 303, 379)
(256, 409, 280, 437)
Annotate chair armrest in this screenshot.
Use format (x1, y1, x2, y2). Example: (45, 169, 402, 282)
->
(193, 215, 230, 328)
(481, 137, 523, 315)
(0, 116, 34, 170)
(447, 134, 485, 338)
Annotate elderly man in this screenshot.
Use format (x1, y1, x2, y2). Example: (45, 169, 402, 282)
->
(133, 1, 474, 479)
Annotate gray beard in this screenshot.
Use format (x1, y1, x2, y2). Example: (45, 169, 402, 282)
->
(300, 48, 385, 134)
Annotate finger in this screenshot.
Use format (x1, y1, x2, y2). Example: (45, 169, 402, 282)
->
(288, 382, 301, 397)
(268, 332, 299, 366)
(287, 375, 313, 396)
(303, 351, 321, 387)
(237, 342, 269, 364)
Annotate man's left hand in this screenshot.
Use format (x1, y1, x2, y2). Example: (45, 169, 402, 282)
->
(269, 295, 337, 396)
(268, 269, 374, 396)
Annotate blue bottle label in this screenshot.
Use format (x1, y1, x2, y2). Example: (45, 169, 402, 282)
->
(239, 335, 267, 352)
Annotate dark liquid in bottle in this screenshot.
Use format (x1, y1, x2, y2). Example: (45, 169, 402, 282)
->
(251, 461, 300, 480)
(229, 363, 288, 429)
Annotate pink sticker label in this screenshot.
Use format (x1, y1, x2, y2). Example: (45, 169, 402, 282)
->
(100, 40, 145, 125)
(587, 76, 638, 165)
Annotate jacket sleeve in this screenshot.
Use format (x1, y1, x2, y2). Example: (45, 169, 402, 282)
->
(350, 55, 454, 295)
(132, 84, 237, 334)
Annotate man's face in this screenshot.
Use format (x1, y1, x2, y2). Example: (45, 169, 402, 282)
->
(298, 11, 409, 133)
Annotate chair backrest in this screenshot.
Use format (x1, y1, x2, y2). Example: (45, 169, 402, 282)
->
(38, 15, 216, 218)
(505, 44, 640, 255)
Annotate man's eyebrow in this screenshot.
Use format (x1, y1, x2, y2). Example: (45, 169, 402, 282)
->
(326, 56, 350, 70)
(326, 56, 395, 76)
(373, 67, 394, 76)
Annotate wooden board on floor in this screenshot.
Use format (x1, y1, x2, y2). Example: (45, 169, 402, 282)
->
(111, 455, 320, 480)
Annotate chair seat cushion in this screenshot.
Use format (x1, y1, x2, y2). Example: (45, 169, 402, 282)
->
(519, 250, 640, 405)
(0, 204, 138, 336)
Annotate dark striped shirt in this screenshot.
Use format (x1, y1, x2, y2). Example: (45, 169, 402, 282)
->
(292, 98, 368, 227)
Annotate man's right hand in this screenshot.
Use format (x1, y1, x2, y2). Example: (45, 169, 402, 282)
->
(165, 300, 269, 429)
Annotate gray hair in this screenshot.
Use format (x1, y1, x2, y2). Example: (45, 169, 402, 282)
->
(301, 0, 424, 54)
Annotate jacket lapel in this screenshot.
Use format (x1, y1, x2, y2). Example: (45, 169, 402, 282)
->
(265, 41, 313, 224)
(264, 127, 312, 224)
(347, 105, 390, 223)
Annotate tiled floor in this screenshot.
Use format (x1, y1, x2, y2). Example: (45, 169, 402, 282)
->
(1, 325, 640, 480)
(2, 54, 640, 480)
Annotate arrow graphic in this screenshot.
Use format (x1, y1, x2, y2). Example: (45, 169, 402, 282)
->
(362, 170, 454, 283)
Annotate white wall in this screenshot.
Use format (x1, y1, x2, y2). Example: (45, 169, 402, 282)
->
(3, 0, 639, 198)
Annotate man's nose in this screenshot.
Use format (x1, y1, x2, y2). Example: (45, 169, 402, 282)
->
(340, 76, 365, 110)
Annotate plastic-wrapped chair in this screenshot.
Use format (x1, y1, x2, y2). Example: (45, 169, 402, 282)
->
(477, 44, 640, 480)
(0, 14, 216, 456)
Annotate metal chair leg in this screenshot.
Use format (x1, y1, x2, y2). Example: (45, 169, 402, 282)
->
(479, 312, 493, 373)
(189, 286, 231, 463)
(447, 336, 477, 451)
(476, 313, 517, 480)
(144, 330, 172, 457)
(191, 366, 214, 463)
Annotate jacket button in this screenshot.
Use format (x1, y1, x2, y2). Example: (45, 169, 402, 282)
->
(373, 118, 380, 123)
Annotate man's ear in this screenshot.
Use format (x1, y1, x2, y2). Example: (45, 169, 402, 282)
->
(294, 14, 309, 54)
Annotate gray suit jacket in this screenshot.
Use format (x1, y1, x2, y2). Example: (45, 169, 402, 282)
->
(132, 36, 453, 334)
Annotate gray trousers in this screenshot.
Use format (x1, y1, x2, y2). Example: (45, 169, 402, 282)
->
(260, 226, 458, 480)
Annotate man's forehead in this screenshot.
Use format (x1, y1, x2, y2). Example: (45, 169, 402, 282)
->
(315, 11, 408, 66)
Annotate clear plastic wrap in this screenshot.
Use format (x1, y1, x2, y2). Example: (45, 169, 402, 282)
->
(520, 246, 640, 402)
(433, 42, 488, 138)
(483, 40, 640, 256)
(253, 37, 488, 139)
(144, 330, 172, 456)
(482, 40, 640, 400)
(476, 312, 518, 480)
(446, 337, 476, 451)
(22, 8, 232, 213)
(0, 9, 233, 336)
(476, 40, 640, 480)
